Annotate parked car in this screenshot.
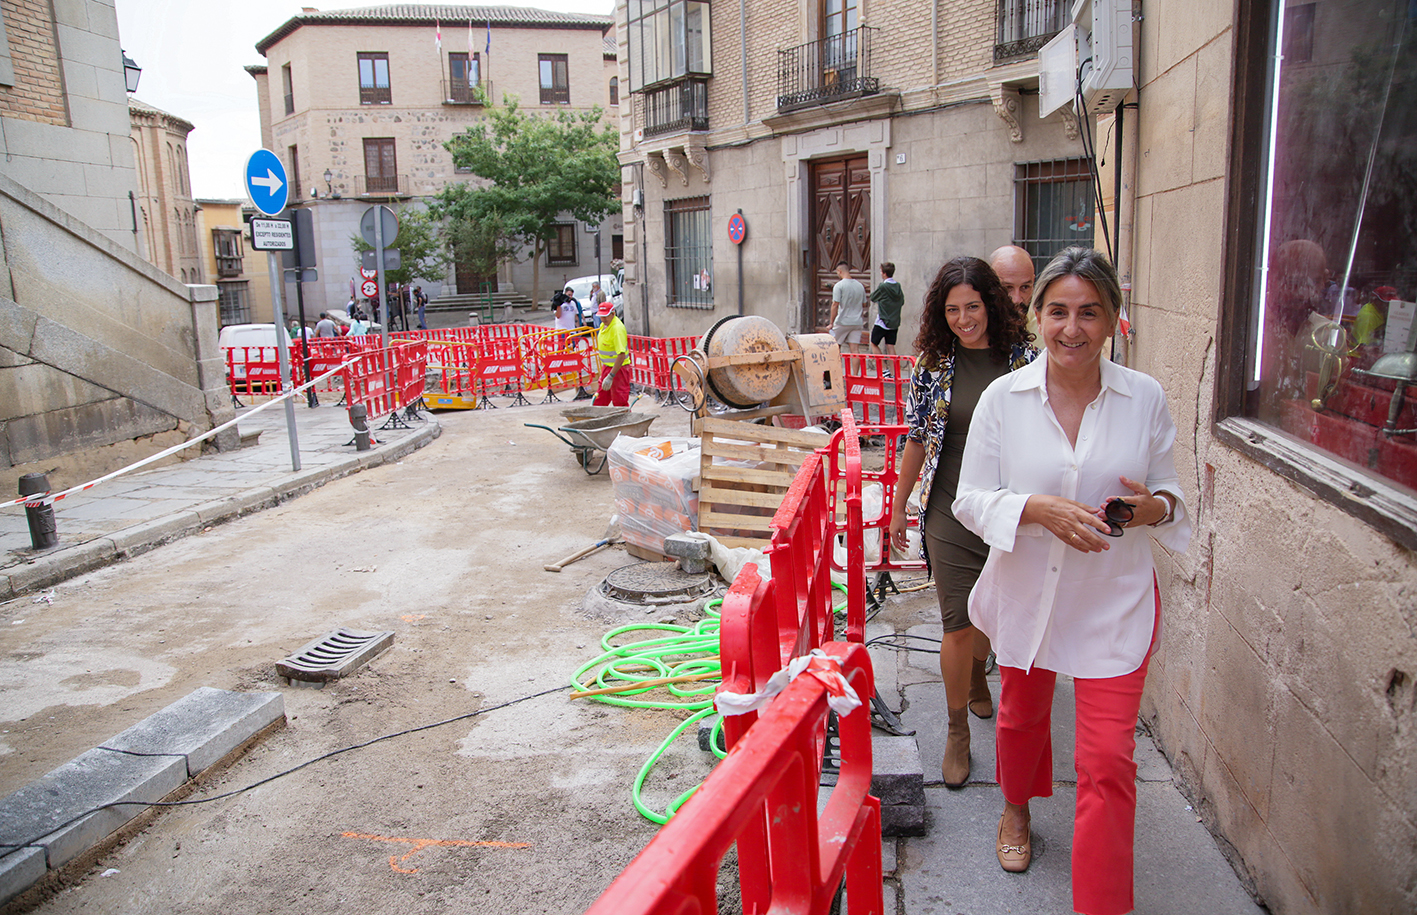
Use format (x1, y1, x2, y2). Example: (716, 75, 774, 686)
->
(558, 273, 624, 321)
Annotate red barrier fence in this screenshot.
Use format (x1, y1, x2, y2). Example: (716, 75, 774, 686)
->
(841, 353, 915, 426)
(224, 346, 285, 398)
(223, 328, 908, 411)
(825, 410, 926, 590)
(583, 640, 882, 915)
(340, 341, 428, 419)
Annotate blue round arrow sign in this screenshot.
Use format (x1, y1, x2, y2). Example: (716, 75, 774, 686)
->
(244, 149, 289, 216)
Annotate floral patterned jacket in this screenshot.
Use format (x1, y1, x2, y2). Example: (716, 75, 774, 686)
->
(905, 342, 1038, 512)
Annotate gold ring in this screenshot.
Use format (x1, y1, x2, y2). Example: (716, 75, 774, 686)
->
(1069, 532, 1078, 541)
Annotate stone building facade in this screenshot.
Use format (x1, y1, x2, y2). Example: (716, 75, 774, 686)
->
(247, 4, 624, 315)
(197, 199, 274, 327)
(1115, 1, 1416, 912)
(614, 0, 1083, 339)
(128, 97, 204, 284)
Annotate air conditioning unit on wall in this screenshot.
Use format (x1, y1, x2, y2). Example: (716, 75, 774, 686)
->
(1039, 0, 1134, 116)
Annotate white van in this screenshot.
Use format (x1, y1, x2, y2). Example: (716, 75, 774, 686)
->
(218, 323, 292, 386)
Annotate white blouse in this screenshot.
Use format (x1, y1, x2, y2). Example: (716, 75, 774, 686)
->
(952, 357, 1191, 678)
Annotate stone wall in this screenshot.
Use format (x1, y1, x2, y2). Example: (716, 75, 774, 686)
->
(0, 174, 235, 499)
(0, 0, 141, 248)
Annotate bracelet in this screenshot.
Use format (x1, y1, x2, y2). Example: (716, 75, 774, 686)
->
(1149, 491, 1177, 526)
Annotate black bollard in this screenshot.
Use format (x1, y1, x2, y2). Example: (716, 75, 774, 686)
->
(19, 473, 58, 550)
(349, 404, 372, 451)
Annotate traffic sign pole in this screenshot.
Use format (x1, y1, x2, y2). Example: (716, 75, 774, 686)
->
(266, 251, 301, 471)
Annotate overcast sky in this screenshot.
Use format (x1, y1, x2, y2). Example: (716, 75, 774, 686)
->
(113, 0, 616, 200)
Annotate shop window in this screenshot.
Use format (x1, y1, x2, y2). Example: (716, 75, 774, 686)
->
(1218, 0, 1417, 547)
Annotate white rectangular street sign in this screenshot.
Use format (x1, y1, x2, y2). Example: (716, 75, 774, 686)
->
(250, 217, 294, 250)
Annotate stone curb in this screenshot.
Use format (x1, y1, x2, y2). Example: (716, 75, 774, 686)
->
(0, 421, 440, 601)
(0, 688, 285, 906)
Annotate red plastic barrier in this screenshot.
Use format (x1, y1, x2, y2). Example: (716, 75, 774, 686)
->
(584, 639, 882, 915)
(224, 345, 286, 398)
(825, 410, 926, 609)
(340, 342, 427, 418)
(841, 353, 915, 426)
(626, 334, 657, 390)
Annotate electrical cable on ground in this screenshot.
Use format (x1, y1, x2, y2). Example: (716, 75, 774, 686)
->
(0, 683, 571, 862)
(572, 583, 849, 825)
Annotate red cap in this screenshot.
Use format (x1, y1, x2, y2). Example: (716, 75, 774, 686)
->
(598, 299, 615, 318)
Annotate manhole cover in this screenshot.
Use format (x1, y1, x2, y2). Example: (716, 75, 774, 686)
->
(601, 562, 715, 605)
(276, 628, 394, 684)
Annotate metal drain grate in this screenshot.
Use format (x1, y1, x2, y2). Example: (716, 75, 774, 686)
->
(277, 628, 394, 683)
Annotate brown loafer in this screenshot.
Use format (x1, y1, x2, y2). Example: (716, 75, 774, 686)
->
(996, 812, 1031, 873)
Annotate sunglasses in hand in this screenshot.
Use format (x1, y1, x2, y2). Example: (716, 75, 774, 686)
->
(1101, 498, 1134, 537)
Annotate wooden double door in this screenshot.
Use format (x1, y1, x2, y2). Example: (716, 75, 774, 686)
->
(810, 154, 870, 329)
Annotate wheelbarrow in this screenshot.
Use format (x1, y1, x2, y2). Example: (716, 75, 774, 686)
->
(524, 412, 658, 474)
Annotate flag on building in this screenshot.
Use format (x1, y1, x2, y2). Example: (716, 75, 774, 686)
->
(435, 18, 442, 52)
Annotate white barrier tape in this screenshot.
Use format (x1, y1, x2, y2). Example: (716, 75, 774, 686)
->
(714, 649, 862, 719)
(1, 355, 361, 510)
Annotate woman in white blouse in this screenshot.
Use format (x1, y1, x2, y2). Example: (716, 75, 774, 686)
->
(953, 247, 1191, 915)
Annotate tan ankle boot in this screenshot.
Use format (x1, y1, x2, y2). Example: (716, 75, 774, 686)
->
(942, 705, 971, 788)
(968, 656, 994, 719)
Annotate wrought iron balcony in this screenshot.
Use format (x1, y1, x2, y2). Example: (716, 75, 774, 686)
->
(642, 77, 709, 138)
(355, 174, 408, 197)
(442, 79, 492, 106)
(994, 0, 1069, 62)
(777, 26, 880, 112)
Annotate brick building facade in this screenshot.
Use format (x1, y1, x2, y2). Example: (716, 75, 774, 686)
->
(128, 97, 203, 284)
(248, 4, 624, 315)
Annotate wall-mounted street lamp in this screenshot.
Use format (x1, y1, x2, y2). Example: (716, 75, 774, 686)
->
(323, 168, 340, 199)
(121, 51, 141, 93)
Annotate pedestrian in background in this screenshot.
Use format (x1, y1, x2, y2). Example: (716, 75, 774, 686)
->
(869, 261, 904, 357)
(888, 256, 1036, 791)
(828, 261, 868, 353)
(953, 247, 1189, 911)
(314, 312, 336, 338)
(416, 286, 427, 330)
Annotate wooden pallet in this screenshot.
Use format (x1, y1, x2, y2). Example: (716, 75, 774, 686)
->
(697, 417, 829, 549)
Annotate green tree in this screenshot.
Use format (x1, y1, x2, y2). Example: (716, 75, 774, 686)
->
(433, 98, 620, 305)
(350, 206, 450, 288)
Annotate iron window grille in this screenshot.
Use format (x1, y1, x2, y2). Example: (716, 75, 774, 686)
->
(217, 281, 251, 326)
(665, 196, 713, 308)
(1013, 158, 1095, 274)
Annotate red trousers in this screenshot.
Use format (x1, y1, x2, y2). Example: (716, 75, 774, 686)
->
(593, 364, 631, 406)
(995, 582, 1161, 915)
